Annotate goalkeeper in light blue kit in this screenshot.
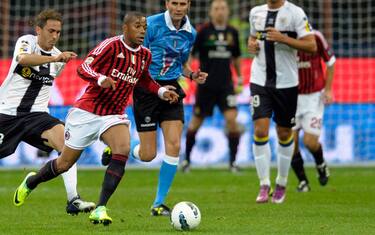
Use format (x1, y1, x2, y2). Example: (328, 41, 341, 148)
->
(101, 0, 207, 216)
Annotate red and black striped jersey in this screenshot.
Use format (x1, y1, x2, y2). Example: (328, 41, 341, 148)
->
(75, 35, 160, 115)
(297, 31, 336, 94)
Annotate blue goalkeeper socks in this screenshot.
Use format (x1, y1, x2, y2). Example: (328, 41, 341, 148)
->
(153, 155, 179, 207)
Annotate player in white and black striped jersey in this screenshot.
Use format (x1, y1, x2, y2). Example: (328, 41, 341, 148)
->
(248, 0, 317, 203)
(0, 9, 95, 214)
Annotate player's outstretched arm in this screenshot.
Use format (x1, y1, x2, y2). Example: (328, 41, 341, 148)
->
(17, 51, 77, 66)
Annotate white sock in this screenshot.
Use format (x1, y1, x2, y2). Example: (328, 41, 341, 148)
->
(276, 140, 294, 187)
(61, 163, 78, 201)
(163, 154, 179, 165)
(253, 142, 271, 186)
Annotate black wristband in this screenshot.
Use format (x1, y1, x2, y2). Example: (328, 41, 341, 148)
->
(189, 71, 194, 80)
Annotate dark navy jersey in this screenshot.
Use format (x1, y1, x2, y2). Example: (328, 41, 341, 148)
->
(193, 22, 241, 89)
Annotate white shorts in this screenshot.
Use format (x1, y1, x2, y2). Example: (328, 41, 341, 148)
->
(64, 108, 130, 150)
(293, 91, 324, 136)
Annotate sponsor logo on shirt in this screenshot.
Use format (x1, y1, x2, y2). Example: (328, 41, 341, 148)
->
(14, 65, 54, 86)
(298, 61, 312, 69)
(21, 67, 32, 77)
(111, 68, 139, 84)
(117, 53, 125, 59)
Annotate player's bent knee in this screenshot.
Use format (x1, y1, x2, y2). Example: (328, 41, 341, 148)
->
(254, 130, 268, 139)
(140, 155, 156, 162)
(139, 148, 156, 162)
(165, 141, 181, 153)
(304, 140, 320, 152)
(254, 125, 269, 138)
(276, 129, 293, 141)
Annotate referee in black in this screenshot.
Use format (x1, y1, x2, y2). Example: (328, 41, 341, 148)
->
(183, 0, 243, 173)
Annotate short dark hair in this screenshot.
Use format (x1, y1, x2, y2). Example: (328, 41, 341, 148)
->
(32, 9, 63, 28)
(166, 0, 190, 2)
(123, 11, 146, 25)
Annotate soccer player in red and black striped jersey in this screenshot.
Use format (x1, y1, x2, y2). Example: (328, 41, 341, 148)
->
(291, 30, 336, 192)
(14, 12, 179, 225)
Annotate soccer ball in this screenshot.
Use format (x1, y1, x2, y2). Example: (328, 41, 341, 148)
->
(170, 201, 201, 231)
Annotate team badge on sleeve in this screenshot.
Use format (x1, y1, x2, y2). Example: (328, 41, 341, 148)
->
(303, 17, 313, 32)
(18, 41, 30, 53)
(84, 56, 95, 64)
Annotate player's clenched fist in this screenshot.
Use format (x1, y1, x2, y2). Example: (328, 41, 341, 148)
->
(98, 76, 117, 90)
(248, 37, 260, 55)
(265, 27, 286, 43)
(191, 69, 208, 84)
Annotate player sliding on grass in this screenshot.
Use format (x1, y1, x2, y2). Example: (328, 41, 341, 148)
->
(0, 9, 95, 215)
(14, 11, 179, 225)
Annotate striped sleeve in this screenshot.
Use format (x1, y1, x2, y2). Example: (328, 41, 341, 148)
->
(77, 37, 117, 82)
(315, 31, 336, 67)
(137, 54, 160, 95)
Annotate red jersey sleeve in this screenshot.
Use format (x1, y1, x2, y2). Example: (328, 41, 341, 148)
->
(315, 32, 334, 63)
(137, 54, 160, 95)
(138, 70, 161, 95)
(77, 38, 115, 83)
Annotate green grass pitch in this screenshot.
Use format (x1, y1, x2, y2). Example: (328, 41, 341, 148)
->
(0, 167, 374, 234)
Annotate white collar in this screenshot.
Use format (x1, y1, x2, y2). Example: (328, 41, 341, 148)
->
(120, 35, 140, 52)
(164, 10, 192, 33)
